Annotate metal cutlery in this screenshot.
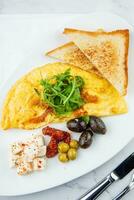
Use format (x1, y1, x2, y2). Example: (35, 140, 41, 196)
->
(112, 172, 134, 200)
(78, 153, 134, 200)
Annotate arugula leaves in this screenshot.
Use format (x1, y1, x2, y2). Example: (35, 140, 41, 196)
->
(40, 69, 85, 115)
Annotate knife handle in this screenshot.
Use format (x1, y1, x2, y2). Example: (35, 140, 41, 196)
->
(78, 175, 115, 200)
(112, 186, 130, 200)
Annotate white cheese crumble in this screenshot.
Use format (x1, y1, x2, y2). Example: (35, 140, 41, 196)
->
(10, 134, 47, 175)
(33, 157, 46, 171)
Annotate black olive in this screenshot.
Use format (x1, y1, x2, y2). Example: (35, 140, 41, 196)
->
(85, 127, 94, 136)
(67, 118, 87, 132)
(79, 130, 93, 148)
(88, 116, 106, 134)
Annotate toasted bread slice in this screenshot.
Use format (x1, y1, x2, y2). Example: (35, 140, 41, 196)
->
(46, 42, 101, 76)
(64, 28, 129, 95)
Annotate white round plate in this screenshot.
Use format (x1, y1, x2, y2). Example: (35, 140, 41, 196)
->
(0, 12, 134, 196)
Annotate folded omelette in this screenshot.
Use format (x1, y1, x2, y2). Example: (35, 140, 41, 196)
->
(1, 62, 127, 130)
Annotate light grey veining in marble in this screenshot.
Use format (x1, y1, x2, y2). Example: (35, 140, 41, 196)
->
(0, 1, 134, 200)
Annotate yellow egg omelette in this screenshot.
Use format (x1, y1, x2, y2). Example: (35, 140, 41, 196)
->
(0, 62, 127, 130)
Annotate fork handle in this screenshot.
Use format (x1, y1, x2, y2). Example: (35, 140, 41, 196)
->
(112, 186, 130, 200)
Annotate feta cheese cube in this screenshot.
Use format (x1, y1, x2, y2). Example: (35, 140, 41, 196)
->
(15, 154, 24, 166)
(17, 161, 33, 175)
(37, 146, 46, 157)
(32, 135, 45, 146)
(10, 154, 20, 168)
(33, 158, 46, 171)
(26, 134, 45, 147)
(11, 142, 23, 155)
(10, 134, 47, 175)
(23, 143, 39, 162)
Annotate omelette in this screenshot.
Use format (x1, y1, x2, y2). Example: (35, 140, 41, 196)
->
(1, 62, 127, 130)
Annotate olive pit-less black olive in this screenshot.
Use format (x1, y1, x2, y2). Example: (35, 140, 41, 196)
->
(67, 118, 87, 132)
(79, 130, 93, 148)
(85, 127, 94, 136)
(88, 116, 106, 134)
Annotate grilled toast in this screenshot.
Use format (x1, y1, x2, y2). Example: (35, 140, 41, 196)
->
(64, 28, 129, 95)
(46, 42, 101, 76)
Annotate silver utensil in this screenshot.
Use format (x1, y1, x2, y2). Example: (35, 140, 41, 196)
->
(78, 153, 134, 200)
(112, 172, 134, 200)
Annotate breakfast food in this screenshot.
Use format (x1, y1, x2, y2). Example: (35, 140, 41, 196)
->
(67, 115, 107, 135)
(79, 130, 93, 149)
(10, 134, 47, 175)
(58, 140, 79, 162)
(69, 139, 79, 149)
(1, 63, 128, 130)
(0, 22, 131, 180)
(64, 28, 129, 95)
(88, 116, 106, 134)
(67, 148, 77, 160)
(9, 115, 106, 169)
(67, 118, 87, 132)
(58, 153, 69, 162)
(45, 116, 106, 163)
(46, 42, 101, 76)
(40, 68, 85, 115)
(58, 142, 70, 153)
(42, 126, 71, 158)
(67, 116, 106, 149)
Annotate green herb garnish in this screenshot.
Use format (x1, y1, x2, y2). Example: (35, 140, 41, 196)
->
(40, 69, 85, 115)
(80, 116, 90, 124)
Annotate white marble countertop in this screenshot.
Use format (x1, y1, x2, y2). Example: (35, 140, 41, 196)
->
(0, 0, 134, 200)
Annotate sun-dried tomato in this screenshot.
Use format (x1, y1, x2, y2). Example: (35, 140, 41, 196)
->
(46, 137, 58, 158)
(43, 126, 71, 143)
(63, 132, 71, 144)
(43, 126, 71, 157)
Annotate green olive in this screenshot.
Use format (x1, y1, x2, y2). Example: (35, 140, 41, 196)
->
(58, 153, 69, 163)
(58, 142, 69, 153)
(70, 140, 79, 149)
(67, 148, 77, 160)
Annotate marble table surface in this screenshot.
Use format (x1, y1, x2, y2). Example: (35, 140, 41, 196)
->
(0, 0, 134, 199)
